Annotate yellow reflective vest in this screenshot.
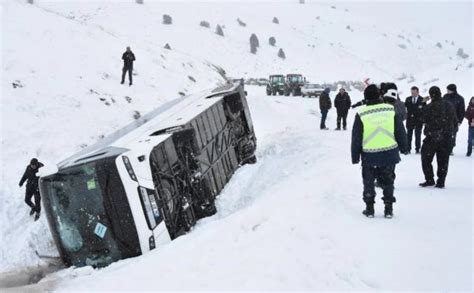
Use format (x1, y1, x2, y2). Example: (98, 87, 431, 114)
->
(358, 103, 398, 153)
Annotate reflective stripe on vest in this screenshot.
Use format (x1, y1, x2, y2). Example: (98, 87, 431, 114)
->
(358, 104, 398, 153)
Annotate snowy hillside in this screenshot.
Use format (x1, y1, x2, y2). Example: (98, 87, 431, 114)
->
(1, 0, 472, 290)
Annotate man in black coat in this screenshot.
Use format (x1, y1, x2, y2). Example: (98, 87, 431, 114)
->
(121, 46, 136, 86)
(443, 84, 465, 152)
(19, 158, 44, 220)
(334, 88, 351, 130)
(351, 85, 408, 218)
(420, 86, 458, 188)
(405, 86, 425, 153)
(319, 88, 332, 130)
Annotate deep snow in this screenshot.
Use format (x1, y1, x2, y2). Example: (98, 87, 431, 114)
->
(24, 85, 474, 291)
(1, 0, 473, 291)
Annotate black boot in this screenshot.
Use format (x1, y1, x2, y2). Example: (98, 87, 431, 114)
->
(435, 180, 445, 189)
(34, 212, 40, 221)
(384, 204, 393, 218)
(419, 180, 435, 187)
(362, 202, 374, 218)
(29, 208, 35, 216)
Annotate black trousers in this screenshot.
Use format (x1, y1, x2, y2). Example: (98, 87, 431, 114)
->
(25, 187, 41, 213)
(121, 66, 133, 84)
(421, 139, 451, 184)
(407, 126, 422, 152)
(336, 110, 348, 129)
(362, 165, 396, 204)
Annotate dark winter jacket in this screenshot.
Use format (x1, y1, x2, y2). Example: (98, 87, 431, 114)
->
(351, 100, 408, 167)
(384, 96, 407, 121)
(122, 51, 136, 68)
(404, 95, 425, 129)
(319, 89, 332, 111)
(334, 92, 351, 114)
(464, 99, 474, 128)
(443, 92, 465, 124)
(19, 162, 44, 190)
(351, 100, 366, 109)
(423, 97, 458, 143)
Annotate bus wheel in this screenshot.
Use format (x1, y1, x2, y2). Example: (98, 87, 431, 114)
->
(179, 197, 196, 234)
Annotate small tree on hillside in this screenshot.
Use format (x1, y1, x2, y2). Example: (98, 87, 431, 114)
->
(278, 48, 286, 59)
(250, 33, 259, 54)
(216, 25, 224, 36)
(200, 20, 210, 28)
(269, 36, 276, 46)
(163, 14, 172, 24)
(237, 18, 247, 27)
(273, 17, 279, 24)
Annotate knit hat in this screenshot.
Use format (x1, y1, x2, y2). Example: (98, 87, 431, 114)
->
(30, 158, 38, 165)
(447, 84, 457, 92)
(384, 88, 398, 99)
(364, 84, 380, 100)
(429, 86, 442, 99)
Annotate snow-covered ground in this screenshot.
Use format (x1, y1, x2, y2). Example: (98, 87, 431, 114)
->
(1, 0, 472, 291)
(18, 85, 474, 291)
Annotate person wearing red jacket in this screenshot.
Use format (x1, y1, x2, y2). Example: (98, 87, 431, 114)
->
(465, 97, 474, 156)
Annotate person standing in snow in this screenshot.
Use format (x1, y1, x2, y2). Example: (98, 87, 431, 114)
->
(463, 97, 474, 156)
(334, 88, 351, 130)
(19, 158, 44, 221)
(405, 86, 425, 154)
(351, 84, 408, 218)
(319, 88, 332, 130)
(443, 84, 465, 153)
(419, 86, 458, 188)
(382, 84, 407, 122)
(121, 46, 136, 86)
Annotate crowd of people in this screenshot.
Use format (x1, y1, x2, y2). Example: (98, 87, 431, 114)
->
(318, 82, 472, 218)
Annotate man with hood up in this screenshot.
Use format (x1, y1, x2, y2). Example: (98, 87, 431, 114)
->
(319, 88, 332, 130)
(351, 84, 408, 218)
(420, 86, 458, 188)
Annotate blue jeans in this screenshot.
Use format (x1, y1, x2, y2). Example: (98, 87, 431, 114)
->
(468, 127, 474, 155)
(320, 109, 328, 129)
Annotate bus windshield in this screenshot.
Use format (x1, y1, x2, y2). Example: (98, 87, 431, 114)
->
(41, 162, 122, 267)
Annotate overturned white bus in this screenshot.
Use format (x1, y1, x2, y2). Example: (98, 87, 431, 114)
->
(39, 83, 257, 267)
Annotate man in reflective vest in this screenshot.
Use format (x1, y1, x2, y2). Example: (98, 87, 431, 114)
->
(351, 84, 408, 218)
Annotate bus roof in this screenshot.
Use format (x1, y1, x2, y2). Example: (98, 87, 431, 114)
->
(58, 83, 240, 169)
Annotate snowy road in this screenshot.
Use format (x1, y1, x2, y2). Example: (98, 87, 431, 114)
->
(13, 85, 472, 291)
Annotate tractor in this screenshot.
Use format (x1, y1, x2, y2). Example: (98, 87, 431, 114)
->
(283, 74, 305, 96)
(266, 74, 285, 96)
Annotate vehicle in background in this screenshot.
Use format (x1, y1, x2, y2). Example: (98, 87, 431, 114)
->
(256, 78, 269, 86)
(39, 83, 257, 268)
(301, 83, 325, 98)
(284, 74, 305, 96)
(266, 74, 285, 95)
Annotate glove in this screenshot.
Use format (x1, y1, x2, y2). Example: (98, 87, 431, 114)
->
(19, 183, 22, 187)
(352, 159, 360, 165)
